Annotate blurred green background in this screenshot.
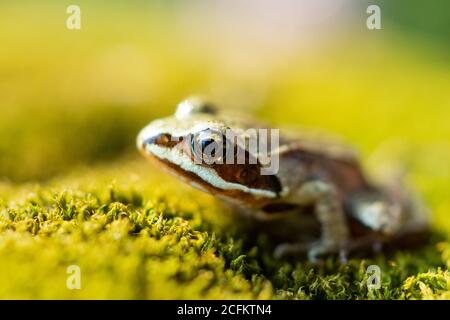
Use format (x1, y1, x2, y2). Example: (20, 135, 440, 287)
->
(1, 0, 448, 182)
(0, 0, 449, 299)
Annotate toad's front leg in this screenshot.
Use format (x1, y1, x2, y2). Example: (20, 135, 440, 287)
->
(274, 180, 350, 263)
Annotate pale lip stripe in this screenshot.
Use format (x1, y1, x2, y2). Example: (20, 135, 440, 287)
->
(144, 144, 277, 199)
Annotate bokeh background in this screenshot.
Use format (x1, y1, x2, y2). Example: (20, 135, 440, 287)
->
(0, 0, 449, 299)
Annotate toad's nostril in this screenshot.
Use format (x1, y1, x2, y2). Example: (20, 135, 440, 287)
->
(137, 132, 160, 151)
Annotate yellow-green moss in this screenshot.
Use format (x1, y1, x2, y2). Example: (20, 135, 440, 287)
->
(0, 159, 448, 299)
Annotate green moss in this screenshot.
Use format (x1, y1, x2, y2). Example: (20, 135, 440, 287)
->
(0, 159, 447, 299)
(402, 269, 450, 299)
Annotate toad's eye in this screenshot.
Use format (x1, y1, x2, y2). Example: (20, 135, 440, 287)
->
(191, 130, 225, 164)
(199, 138, 217, 155)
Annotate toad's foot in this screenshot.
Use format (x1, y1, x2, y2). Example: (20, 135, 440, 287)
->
(274, 240, 349, 264)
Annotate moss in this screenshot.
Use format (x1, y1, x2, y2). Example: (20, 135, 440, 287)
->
(402, 269, 450, 299)
(0, 159, 447, 299)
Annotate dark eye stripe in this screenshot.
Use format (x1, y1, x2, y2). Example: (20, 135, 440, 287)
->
(144, 133, 179, 148)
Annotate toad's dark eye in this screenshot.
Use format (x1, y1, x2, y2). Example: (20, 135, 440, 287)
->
(200, 138, 217, 156)
(191, 130, 225, 164)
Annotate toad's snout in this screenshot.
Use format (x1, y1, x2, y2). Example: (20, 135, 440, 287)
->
(137, 123, 162, 153)
(137, 122, 179, 157)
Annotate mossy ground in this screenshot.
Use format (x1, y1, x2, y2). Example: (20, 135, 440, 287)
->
(1, 158, 449, 299)
(0, 2, 449, 299)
